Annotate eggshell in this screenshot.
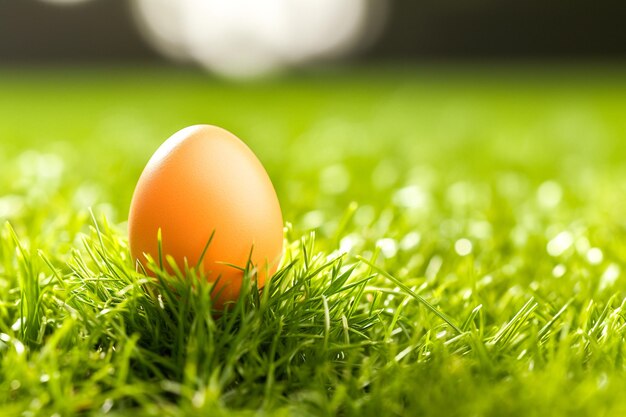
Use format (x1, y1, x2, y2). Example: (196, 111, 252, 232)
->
(128, 125, 283, 308)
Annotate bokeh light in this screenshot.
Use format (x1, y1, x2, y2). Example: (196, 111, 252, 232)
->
(131, 0, 388, 78)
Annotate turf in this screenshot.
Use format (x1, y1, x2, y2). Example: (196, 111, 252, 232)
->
(1, 66, 626, 416)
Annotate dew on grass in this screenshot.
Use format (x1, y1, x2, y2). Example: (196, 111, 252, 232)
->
(597, 373, 609, 390)
(11, 318, 22, 331)
(101, 399, 114, 414)
(13, 339, 25, 356)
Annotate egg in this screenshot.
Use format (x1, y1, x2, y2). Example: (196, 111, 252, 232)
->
(128, 125, 283, 308)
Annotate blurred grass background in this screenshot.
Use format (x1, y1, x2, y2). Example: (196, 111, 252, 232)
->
(1, 66, 624, 263)
(2, 66, 626, 221)
(3, 66, 626, 415)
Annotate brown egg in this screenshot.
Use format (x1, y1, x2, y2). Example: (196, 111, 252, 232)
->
(128, 125, 283, 308)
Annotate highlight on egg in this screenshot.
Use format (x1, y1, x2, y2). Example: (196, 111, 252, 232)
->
(128, 125, 284, 308)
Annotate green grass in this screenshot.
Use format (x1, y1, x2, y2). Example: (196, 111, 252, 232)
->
(2, 65, 626, 416)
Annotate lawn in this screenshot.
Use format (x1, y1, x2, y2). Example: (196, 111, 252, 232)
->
(1, 66, 626, 416)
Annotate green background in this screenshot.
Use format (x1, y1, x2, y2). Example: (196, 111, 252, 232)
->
(1, 67, 626, 416)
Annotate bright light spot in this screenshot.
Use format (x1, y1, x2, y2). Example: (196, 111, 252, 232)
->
(587, 247, 604, 265)
(376, 238, 398, 258)
(425, 256, 443, 279)
(339, 234, 362, 254)
(18, 152, 64, 182)
(547, 231, 574, 257)
(552, 264, 566, 278)
(478, 275, 493, 287)
(13, 339, 25, 356)
(11, 318, 22, 331)
(600, 263, 620, 291)
(537, 181, 563, 208)
(132, 0, 388, 78)
(454, 238, 473, 257)
(101, 399, 114, 414)
(399, 232, 421, 251)
(393, 185, 429, 209)
(0, 196, 24, 219)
